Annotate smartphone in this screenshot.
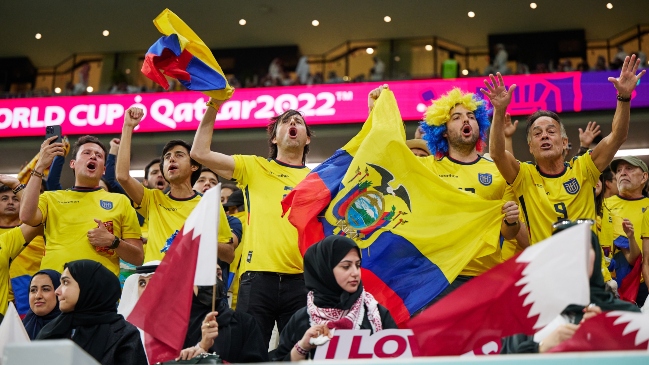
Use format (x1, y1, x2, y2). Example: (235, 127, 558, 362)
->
(45, 125, 62, 144)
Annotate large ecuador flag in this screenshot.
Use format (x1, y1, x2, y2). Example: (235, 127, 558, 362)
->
(408, 223, 591, 356)
(281, 90, 503, 326)
(550, 311, 649, 352)
(142, 9, 234, 100)
(128, 185, 221, 364)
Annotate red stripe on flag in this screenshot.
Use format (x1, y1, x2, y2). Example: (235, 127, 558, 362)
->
(619, 255, 642, 304)
(361, 268, 409, 328)
(127, 228, 201, 363)
(282, 173, 331, 255)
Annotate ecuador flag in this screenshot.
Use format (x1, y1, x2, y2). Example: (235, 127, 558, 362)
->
(142, 9, 234, 101)
(282, 90, 504, 325)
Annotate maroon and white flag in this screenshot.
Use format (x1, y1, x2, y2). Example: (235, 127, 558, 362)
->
(128, 185, 221, 364)
(550, 311, 649, 352)
(408, 223, 592, 356)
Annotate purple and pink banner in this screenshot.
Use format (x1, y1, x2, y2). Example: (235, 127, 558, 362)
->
(0, 71, 647, 138)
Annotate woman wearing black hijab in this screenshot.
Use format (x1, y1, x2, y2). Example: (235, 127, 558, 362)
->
(22, 270, 62, 340)
(501, 222, 640, 354)
(36, 260, 147, 365)
(274, 235, 397, 361)
(177, 278, 268, 363)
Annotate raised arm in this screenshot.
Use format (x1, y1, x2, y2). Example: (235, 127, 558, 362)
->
(481, 73, 519, 184)
(104, 138, 127, 195)
(190, 99, 236, 180)
(116, 108, 146, 205)
(19, 137, 64, 226)
(621, 219, 641, 265)
(503, 113, 518, 155)
(591, 55, 646, 171)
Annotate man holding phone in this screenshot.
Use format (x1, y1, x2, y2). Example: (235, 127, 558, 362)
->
(18, 134, 144, 275)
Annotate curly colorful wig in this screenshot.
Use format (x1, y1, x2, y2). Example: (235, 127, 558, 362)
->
(420, 88, 491, 158)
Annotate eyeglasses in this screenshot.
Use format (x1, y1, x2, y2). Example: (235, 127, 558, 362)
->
(552, 219, 595, 232)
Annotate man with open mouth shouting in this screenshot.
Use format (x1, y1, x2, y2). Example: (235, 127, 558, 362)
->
(19, 135, 144, 277)
(191, 99, 313, 349)
(116, 108, 234, 264)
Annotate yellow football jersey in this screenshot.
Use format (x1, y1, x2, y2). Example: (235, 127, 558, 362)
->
(0, 228, 28, 316)
(421, 155, 515, 276)
(233, 155, 310, 274)
(512, 152, 601, 245)
(38, 187, 142, 275)
(599, 195, 649, 258)
(138, 188, 232, 262)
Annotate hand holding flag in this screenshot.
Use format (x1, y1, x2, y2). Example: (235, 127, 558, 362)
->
(142, 9, 234, 101)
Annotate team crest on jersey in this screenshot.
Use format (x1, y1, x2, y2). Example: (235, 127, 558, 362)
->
(478, 173, 493, 186)
(99, 200, 113, 210)
(563, 178, 580, 195)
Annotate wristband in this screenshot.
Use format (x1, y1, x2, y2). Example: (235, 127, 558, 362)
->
(503, 218, 519, 227)
(294, 342, 309, 357)
(616, 94, 631, 102)
(109, 236, 121, 249)
(12, 184, 26, 195)
(206, 98, 221, 111)
(31, 170, 44, 179)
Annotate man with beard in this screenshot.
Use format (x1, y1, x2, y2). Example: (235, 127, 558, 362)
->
(19, 136, 144, 275)
(368, 86, 528, 303)
(487, 55, 645, 244)
(191, 98, 312, 348)
(116, 108, 233, 263)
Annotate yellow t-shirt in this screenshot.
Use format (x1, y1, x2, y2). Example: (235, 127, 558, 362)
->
(421, 155, 516, 275)
(233, 156, 310, 274)
(137, 189, 231, 262)
(38, 187, 142, 275)
(512, 152, 601, 245)
(599, 195, 649, 258)
(7, 231, 45, 308)
(0, 228, 32, 316)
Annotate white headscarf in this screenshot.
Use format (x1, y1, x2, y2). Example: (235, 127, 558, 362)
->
(117, 261, 161, 318)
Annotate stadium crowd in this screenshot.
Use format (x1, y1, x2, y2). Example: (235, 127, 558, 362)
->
(0, 54, 647, 364)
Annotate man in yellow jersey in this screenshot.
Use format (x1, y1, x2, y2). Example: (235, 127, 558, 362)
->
(116, 108, 233, 264)
(191, 98, 312, 347)
(0, 223, 43, 320)
(0, 179, 48, 316)
(369, 86, 527, 305)
(600, 156, 649, 306)
(487, 55, 646, 245)
(19, 136, 144, 275)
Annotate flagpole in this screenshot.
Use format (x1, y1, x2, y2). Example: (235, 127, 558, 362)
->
(212, 183, 221, 313)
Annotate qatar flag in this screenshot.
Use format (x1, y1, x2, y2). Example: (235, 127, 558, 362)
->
(551, 311, 649, 352)
(127, 184, 221, 364)
(408, 223, 592, 356)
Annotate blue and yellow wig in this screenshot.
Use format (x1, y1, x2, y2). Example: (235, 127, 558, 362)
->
(420, 88, 491, 158)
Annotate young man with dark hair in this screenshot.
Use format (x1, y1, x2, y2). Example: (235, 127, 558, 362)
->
(487, 55, 645, 245)
(193, 167, 219, 194)
(191, 100, 312, 347)
(18, 135, 144, 275)
(0, 185, 19, 230)
(116, 108, 233, 263)
(221, 183, 239, 205)
(143, 158, 167, 191)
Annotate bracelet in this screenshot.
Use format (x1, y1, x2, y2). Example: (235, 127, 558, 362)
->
(503, 218, 519, 227)
(294, 342, 309, 357)
(12, 184, 26, 195)
(30, 170, 44, 179)
(617, 94, 631, 102)
(205, 98, 221, 111)
(109, 236, 121, 249)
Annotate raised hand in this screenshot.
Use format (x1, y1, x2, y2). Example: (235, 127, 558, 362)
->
(504, 113, 519, 138)
(124, 107, 144, 129)
(608, 54, 646, 97)
(480, 72, 517, 111)
(368, 84, 389, 112)
(35, 137, 65, 171)
(578, 121, 601, 148)
(109, 138, 121, 155)
(0, 174, 20, 189)
(622, 218, 634, 238)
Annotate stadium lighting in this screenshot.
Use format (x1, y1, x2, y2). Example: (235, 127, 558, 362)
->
(102, 30, 109, 36)
(312, 20, 319, 26)
(425, 45, 433, 51)
(239, 19, 246, 25)
(366, 47, 374, 54)
(606, 3, 613, 9)
(468, 11, 475, 18)
(54, 87, 61, 94)
(530, 3, 537, 9)
(86, 86, 93, 93)
(35, 33, 42, 39)
(384, 16, 391, 23)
